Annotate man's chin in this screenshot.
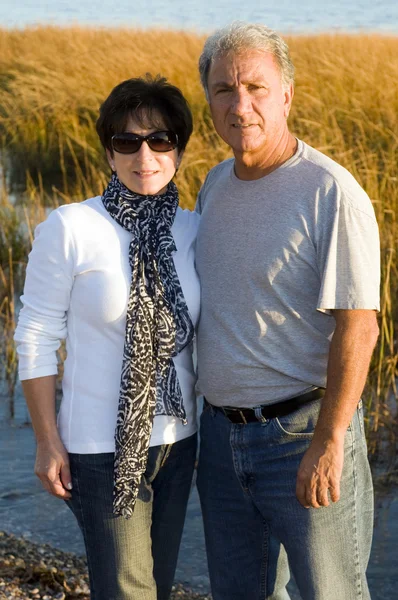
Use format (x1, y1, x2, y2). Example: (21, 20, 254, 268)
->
(231, 141, 262, 156)
(226, 133, 262, 153)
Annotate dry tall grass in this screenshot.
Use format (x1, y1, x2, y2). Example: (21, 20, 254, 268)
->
(0, 27, 397, 460)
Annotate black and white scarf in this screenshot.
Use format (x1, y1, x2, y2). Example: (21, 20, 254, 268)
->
(102, 173, 194, 518)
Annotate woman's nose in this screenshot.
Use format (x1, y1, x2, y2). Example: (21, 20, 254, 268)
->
(136, 140, 155, 161)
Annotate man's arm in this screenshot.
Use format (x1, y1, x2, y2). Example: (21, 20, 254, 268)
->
(22, 375, 72, 500)
(295, 309, 379, 509)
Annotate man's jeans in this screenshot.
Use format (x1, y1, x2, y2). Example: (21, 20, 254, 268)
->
(197, 399, 373, 600)
(66, 433, 197, 600)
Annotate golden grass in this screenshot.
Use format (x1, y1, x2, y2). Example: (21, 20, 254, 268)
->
(0, 26, 221, 204)
(0, 26, 397, 457)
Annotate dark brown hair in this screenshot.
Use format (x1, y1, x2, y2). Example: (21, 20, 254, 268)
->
(96, 74, 193, 155)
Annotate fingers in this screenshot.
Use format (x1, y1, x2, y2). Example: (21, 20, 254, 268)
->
(317, 487, 330, 507)
(296, 439, 344, 509)
(329, 482, 340, 503)
(297, 477, 323, 509)
(296, 477, 339, 509)
(307, 477, 321, 508)
(35, 458, 72, 500)
(296, 462, 339, 509)
(48, 477, 72, 499)
(36, 468, 72, 499)
(295, 476, 310, 508)
(60, 462, 73, 493)
(296, 466, 322, 508)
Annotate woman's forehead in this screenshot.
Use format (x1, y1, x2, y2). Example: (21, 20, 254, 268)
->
(126, 107, 167, 131)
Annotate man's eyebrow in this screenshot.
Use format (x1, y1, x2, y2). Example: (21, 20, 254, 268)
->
(211, 78, 268, 88)
(211, 80, 233, 88)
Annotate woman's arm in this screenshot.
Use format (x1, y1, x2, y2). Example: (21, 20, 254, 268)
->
(15, 207, 76, 499)
(22, 375, 72, 499)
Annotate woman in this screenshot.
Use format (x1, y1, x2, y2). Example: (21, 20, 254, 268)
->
(14, 75, 200, 600)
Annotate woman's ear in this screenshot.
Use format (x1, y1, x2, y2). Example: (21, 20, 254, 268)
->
(175, 150, 184, 173)
(106, 149, 116, 171)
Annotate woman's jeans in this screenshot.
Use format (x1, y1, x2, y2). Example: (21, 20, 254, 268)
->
(197, 399, 373, 600)
(66, 433, 197, 600)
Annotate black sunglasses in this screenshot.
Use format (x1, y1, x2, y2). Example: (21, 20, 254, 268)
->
(111, 130, 178, 154)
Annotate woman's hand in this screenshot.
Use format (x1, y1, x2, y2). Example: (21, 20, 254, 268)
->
(20, 376, 72, 499)
(35, 436, 72, 500)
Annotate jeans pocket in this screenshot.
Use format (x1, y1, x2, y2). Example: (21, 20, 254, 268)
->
(159, 444, 172, 469)
(344, 400, 363, 435)
(145, 444, 168, 483)
(272, 399, 321, 438)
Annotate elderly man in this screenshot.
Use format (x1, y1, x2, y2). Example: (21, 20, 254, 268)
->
(195, 22, 379, 600)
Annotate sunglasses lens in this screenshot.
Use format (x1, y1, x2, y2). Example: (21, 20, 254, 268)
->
(147, 132, 178, 152)
(111, 131, 178, 154)
(112, 135, 141, 154)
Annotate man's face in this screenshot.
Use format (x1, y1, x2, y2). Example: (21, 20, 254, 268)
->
(207, 50, 293, 160)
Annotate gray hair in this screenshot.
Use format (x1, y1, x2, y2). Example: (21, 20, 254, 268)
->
(199, 22, 295, 98)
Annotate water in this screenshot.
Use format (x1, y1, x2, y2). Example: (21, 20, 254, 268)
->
(0, 0, 397, 34)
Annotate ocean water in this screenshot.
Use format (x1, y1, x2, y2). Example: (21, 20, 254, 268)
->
(0, 0, 397, 34)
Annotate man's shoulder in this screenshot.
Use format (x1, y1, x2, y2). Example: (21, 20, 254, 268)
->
(204, 157, 234, 186)
(298, 141, 373, 215)
(299, 142, 353, 181)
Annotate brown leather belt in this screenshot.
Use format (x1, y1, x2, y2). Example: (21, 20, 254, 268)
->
(205, 388, 325, 424)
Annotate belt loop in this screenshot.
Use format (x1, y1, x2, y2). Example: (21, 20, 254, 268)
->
(254, 406, 267, 424)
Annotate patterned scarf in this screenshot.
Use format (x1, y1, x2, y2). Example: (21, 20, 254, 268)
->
(101, 173, 194, 518)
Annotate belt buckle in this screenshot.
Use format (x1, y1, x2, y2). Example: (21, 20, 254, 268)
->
(239, 410, 247, 424)
(221, 407, 248, 424)
(221, 407, 235, 422)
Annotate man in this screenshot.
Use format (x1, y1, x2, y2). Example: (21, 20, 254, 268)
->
(195, 22, 380, 600)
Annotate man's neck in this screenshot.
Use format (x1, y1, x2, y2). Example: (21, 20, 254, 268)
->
(234, 132, 298, 181)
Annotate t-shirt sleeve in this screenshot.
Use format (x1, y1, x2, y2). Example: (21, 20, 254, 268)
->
(195, 183, 205, 215)
(195, 168, 215, 215)
(195, 160, 232, 215)
(316, 185, 380, 313)
(14, 208, 75, 380)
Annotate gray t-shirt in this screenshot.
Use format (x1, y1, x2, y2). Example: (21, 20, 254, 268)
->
(195, 139, 380, 407)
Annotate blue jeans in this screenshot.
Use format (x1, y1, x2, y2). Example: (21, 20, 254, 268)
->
(197, 399, 373, 600)
(66, 433, 197, 600)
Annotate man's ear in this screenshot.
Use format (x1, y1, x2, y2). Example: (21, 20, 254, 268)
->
(284, 83, 294, 119)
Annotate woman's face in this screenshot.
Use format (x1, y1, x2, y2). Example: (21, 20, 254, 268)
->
(107, 112, 181, 196)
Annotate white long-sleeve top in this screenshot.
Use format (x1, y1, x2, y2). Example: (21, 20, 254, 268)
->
(14, 196, 201, 453)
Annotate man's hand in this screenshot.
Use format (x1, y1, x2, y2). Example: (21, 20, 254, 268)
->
(35, 437, 72, 500)
(295, 433, 345, 508)
(295, 309, 378, 509)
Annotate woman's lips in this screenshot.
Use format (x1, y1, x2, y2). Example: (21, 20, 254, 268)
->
(134, 171, 159, 177)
